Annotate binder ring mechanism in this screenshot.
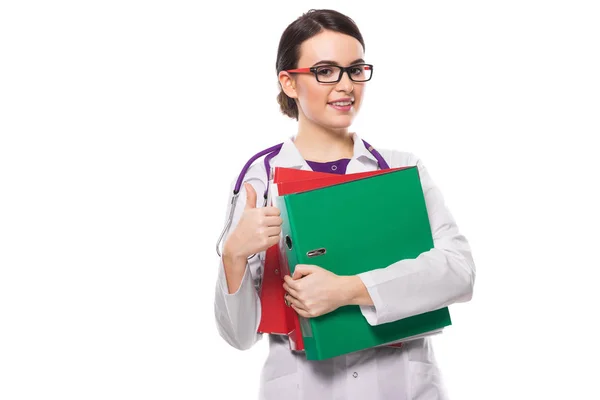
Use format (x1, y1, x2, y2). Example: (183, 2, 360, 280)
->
(307, 248, 326, 258)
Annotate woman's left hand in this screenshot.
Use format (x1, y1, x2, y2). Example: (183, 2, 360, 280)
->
(283, 264, 352, 318)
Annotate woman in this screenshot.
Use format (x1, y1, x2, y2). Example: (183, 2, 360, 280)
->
(214, 9, 475, 400)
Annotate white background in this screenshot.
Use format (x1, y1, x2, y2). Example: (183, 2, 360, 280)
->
(1, 1, 599, 399)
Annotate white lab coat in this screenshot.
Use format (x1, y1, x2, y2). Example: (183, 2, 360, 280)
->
(214, 132, 475, 400)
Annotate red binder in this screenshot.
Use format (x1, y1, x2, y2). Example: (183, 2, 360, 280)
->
(258, 167, 409, 350)
(275, 167, 410, 195)
(257, 244, 293, 334)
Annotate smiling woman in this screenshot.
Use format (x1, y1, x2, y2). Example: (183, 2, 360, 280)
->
(276, 21, 368, 129)
(213, 8, 475, 400)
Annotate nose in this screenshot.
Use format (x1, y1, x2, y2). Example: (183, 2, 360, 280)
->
(336, 69, 354, 93)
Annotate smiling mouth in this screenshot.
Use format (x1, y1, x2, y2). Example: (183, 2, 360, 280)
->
(328, 100, 354, 106)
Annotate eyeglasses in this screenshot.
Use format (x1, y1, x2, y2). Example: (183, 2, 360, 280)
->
(285, 63, 373, 83)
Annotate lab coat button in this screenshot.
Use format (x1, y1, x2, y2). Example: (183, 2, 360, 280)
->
(352, 372, 358, 378)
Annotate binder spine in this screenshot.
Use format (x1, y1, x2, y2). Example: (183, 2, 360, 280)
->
(274, 195, 294, 277)
(276, 194, 315, 354)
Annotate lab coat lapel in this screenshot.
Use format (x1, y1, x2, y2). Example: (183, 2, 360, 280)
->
(270, 136, 310, 171)
(347, 132, 379, 173)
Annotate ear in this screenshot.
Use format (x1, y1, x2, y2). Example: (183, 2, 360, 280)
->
(278, 71, 298, 99)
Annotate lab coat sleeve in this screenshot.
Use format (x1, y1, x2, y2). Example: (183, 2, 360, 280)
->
(357, 153, 476, 326)
(213, 175, 265, 350)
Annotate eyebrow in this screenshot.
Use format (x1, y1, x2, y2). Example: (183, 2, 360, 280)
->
(311, 58, 365, 67)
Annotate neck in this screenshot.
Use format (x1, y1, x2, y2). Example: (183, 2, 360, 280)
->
(293, 117, 354, 162)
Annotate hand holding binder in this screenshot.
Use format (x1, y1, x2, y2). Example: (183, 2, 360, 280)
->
(283, 264, 350, 318)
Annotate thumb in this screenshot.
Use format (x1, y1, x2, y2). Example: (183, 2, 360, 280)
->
(292, 264, 314, 280)
(244, 182, 257, 209)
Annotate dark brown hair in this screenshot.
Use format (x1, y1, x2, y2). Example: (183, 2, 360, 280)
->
(275, 9, 366, 120)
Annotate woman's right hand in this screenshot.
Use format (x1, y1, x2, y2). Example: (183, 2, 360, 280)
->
(223, 182, 283, 260)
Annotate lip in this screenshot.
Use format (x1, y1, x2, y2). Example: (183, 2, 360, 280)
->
(327, 98, 354, 104)
(328, 102, 353, 112)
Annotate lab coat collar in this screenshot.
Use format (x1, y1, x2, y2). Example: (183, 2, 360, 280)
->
(271, 132, 377, 170)
(350, 132, 379, 164)
(270, 137, 307, 170)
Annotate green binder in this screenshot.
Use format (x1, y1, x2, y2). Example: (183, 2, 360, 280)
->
(275, 166, 452, 361)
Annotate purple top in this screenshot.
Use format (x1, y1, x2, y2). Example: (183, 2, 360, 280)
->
(305, 158, 351, 175)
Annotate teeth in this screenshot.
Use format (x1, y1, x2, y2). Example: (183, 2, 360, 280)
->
(331, 101, 352, 106)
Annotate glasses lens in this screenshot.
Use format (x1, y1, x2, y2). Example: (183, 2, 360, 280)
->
(315, 66, 342, 83)
(314, 65, 373, 82)
(348, 64, 372, 82)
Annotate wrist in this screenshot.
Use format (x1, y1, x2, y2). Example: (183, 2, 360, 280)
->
(221, 247, 249, 295)
(223, 249, 247, 266)
(222, 237, 247, 262)
(342, 275, 373, 306)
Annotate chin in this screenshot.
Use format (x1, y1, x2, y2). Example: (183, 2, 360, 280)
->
(327, 116, 355, 129)
(305, 111, 354, 130)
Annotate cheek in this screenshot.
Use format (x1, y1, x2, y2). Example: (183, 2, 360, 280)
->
(350, 87, 364, 112)
(308, 89, 325, 106)
(298, 84, 329, 113)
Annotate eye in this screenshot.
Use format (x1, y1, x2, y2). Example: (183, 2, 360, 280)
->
(350, 66, 363, 75)
(317, 67, 334, 77)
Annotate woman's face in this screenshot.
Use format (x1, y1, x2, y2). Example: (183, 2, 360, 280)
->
(280, 30, 367, 130)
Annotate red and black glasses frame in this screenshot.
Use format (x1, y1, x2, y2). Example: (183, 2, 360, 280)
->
(285, 63, 374, 83)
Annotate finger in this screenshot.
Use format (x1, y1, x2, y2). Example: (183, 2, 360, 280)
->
(266, 235, 280, 248)
(283, 282, 300, 299)
(264, 216, 283, 227)
(263, 206, 281, 217)
(292, 267, 310, 280)
(283, 274, 301, 290)
(291, 303, 310, 318)
(265, 226, 281, 238)
(294, 264, 321, 278)
(286, 293, 307, 311)
(284, 292, 291, 307)
(291, 269, 302, 280)
(244, 183, 257, 210)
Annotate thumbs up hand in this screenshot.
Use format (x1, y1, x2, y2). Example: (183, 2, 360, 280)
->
(223, 182, 283, 261)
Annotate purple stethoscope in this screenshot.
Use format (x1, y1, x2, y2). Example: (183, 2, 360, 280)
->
(215, 139, 390, 259)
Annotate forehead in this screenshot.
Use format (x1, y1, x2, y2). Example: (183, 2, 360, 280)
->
(298, 30, 364, 65)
